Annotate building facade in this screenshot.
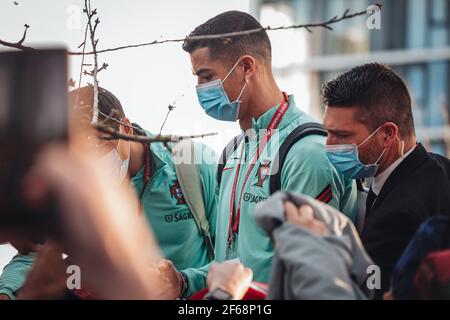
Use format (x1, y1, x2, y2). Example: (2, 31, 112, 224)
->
(251, 0, 450, 155)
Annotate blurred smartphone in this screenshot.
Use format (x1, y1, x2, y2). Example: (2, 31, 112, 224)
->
(0, 49, 68, 235)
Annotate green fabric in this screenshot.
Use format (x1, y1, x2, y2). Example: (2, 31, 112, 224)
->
(214, 94, 357, 284)
(0, 252, 36, 299)
(131, 136, 218, 296)
(181, 262, 212, 297)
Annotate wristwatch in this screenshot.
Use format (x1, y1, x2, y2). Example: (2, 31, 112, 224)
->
(204, 288, 233, 300)
(179, 271, 188, 298)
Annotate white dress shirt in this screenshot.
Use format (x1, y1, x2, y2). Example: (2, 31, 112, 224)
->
(372, 145, 416, 196)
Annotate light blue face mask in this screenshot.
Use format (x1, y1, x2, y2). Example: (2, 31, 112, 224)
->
(325, 126, 387, 179)
(195, 59, 248, 122)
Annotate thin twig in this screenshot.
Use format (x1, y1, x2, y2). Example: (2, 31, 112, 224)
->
(73, 21, 89, 108)
(159, 104, 176, 134)
(17, 24, 29, 45)
(93, 123, 217, 143)
(0, 24, 35, 51)
(84, 0, 102, 123)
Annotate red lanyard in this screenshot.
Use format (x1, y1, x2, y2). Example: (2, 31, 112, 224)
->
(227, 92, 289, 244)
(140, 143, 151, 200)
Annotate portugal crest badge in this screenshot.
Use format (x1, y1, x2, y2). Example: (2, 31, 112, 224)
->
(254, 160, 271, 188)
(170, 180, 186, 205)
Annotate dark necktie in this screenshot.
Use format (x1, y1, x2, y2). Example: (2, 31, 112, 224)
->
(366, 187, 378, 213)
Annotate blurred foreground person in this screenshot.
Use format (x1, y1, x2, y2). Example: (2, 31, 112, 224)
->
(1, 143, 177, 299)
(0, 50, 177, 299)
(391, 215, 450, 299)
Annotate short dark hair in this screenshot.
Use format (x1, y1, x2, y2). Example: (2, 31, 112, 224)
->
(182, 11, 271, 65)
(321, 63, 415, 138)
(69, 86, 125, 130)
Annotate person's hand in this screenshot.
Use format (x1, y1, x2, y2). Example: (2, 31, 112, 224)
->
(207, 261, 253, 300)
(157, 259, 184, 299)
(17, 241, 67, 300)
(0, 294, 10, 300)
(284, 202, 329, 236)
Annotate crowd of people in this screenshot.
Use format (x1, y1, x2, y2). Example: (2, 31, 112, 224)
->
(1, 10, 449, 300)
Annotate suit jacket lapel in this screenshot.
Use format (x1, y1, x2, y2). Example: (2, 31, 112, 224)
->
(369, 143, 429, 213)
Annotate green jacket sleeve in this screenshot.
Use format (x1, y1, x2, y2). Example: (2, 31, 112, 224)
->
(280, 135, 357, 222)
(0, 252, 36, 299)
(181, 262, 212, 298)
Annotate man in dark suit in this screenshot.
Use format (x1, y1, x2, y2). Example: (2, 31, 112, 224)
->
(321, 63, 450, 298)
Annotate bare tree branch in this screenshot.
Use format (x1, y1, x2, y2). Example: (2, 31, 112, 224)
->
(0, 4, 382, 55)
(159, 104, 176, 135)
(93, 123, 218, 144)
(97, 62, 109, 73)
(0, 1, 380, 145)
(17, 24, 29, 45)
(73, 21, 89, 108)
(68, 4, 380, 56)
(84, 0, 100, 123)
(0, 24, 35, 51)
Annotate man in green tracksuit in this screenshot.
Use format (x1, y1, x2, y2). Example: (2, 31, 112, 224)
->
(0, 86, 218, 299)
(162, 11, 357, 299)
(212, 93, 356, 276)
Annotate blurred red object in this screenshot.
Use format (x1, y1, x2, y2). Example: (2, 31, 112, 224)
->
(414, 249, 450, 299)
(72, 288, 97, 300)
(189, 282, 268, 300)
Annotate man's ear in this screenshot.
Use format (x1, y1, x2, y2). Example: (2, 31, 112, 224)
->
(121, 117, 133, 135)
(382, 122, 399, 147)
(240, 55, 256, 80)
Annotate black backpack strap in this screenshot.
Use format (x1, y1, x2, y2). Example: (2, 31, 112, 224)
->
(217, 134, 244, 187)
(269, 122, 328, 194)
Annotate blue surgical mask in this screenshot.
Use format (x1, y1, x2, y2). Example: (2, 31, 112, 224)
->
(325, 126, 387, 179)
(196, 59, 248, 122)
